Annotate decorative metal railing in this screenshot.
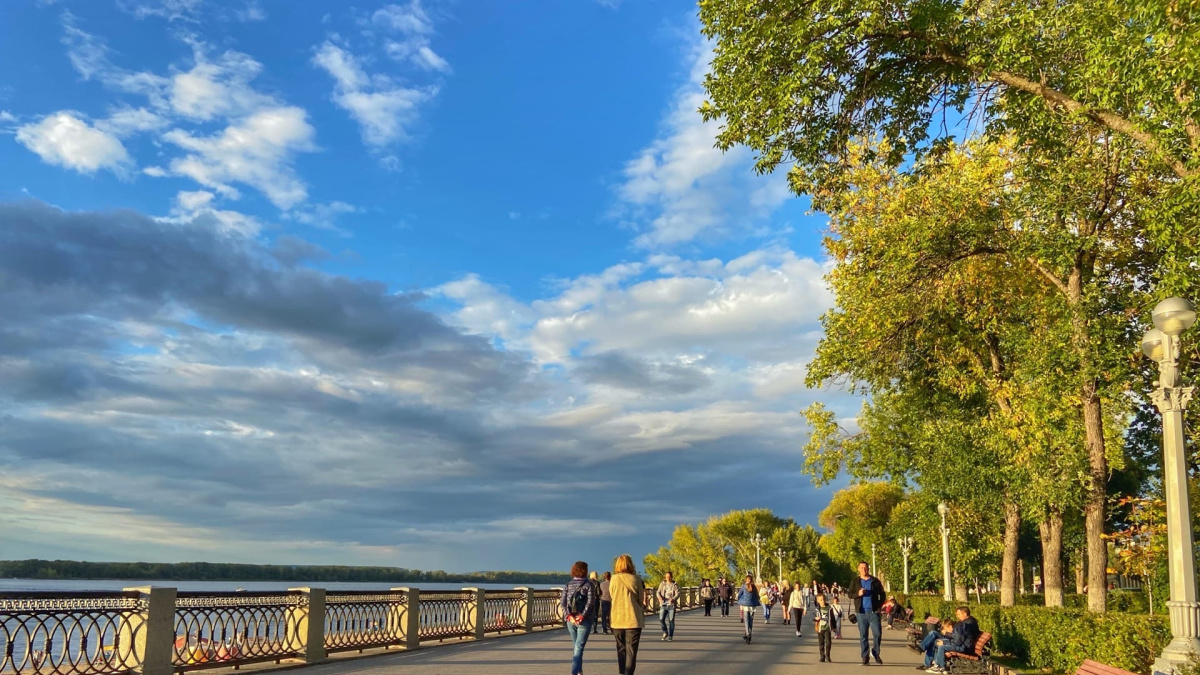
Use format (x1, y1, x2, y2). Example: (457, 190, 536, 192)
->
(528, 590, 561, 628)
(0, 592, 145, 675)
(481, 592, 523, 634)
(415, 592, 472, 642)
(323, 592, 406, 653)
(0, 584, 703, 675)
(172, 592, 303, 670)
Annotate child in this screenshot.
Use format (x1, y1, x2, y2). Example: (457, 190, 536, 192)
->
(918, 619, 957, 672)
(830, 595, 844, 638)
(812, 593, 834, 662)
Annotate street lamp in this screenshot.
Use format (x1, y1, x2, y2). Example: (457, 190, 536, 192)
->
(898, 536, 914, 596)
(775, 548, 785, 583)
(872, 542, 877, 576)
(752, 533, 765, 583)
(1142, 297, 1200, 675)
(938, 501, 952, 602)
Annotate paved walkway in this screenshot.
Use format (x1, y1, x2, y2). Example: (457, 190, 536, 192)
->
(306, 607, 926, 675)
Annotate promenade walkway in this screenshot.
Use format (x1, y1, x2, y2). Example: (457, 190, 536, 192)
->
(305, 607, 925, 675)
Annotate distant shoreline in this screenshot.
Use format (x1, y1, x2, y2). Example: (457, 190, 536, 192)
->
(0, 560, 571, 585)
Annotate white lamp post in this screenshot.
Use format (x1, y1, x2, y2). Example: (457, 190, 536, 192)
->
(1142, 298, 1200, 675)
(938, 501, 953, 602)
(752, 533, 764, 583)
(872, 542, 877, 576)
(775, 548, 785, 583)
(898, 536, 914, 595)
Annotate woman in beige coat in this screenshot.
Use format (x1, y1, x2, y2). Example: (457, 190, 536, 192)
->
(608, 554, 646, 675)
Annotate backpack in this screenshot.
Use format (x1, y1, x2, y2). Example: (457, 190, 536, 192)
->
(568, 583, 590, 615)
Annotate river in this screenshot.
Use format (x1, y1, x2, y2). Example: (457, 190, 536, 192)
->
(0, 578, 560, 592)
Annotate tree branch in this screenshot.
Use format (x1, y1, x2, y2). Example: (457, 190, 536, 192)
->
(1026, 257, 1070, 297)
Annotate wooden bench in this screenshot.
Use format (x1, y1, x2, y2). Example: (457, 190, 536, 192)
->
(1074, 660, 1138, 675)
(907, 616, 940, 651)
(945, 632, 991, 674)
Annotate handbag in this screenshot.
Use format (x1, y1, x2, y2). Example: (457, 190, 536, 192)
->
(849, 612, 858, 624)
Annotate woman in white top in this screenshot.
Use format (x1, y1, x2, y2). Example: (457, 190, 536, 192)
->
(789, 580, 807, 636)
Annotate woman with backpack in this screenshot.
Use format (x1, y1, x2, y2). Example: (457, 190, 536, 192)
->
(736, 574, 761, 643)
(560, 561, 597, 675)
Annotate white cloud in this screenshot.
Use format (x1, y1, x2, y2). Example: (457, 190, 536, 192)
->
(116, 0, 204, 21)
(61, 18, 170, 104)
(234, 1, 266, 22)
(287, 201, 360, 233)
(372, 2, 434, 34)
(313, 42, 435, 148)
(175, 189, 215, 211)
(0, 110, 16, 123)
(373, 2, 452, 73)
(97, 106, 168, 136)
(169, 47, 275, 121)
(162, 106, 317, 209)
(15, 112, 131, 175)
(167, 189, 263, 236)
(615, 38, 793, 248)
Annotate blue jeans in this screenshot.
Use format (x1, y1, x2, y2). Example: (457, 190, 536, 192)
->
(921, 631, 943, 666)
(763, 604, 772, 621)
(565, 619, 592, 675)
(857, 611, 882, 661)
(658, 604, 675, 637)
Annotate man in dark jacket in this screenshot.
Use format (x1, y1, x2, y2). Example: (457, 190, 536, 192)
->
(921, 607, 980, 673)
(848, 561, 887, 665)
(716, 577, 734, 616)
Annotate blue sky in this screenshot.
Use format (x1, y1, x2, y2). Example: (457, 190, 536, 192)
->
(0, 0, 851, 573)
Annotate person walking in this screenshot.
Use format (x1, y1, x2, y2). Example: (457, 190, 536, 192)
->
(700, 578, 716, 616)
(599, 571, 613, 634)
(560, 561, 597, 675)
(609, 554, 645, 675)
(717, 577, 734, 616)
(849, 560, 887, 665)
(736, 574, 761, 643)
(589, 571, 603, 634)
(813, 591, 835, 662)
(781, 581, 792, 625)
(789, 579, 807, 636)
(656, 572, 680, 641)
(762, 581, 777, 623)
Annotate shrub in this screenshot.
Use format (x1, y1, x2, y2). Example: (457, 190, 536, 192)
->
(902, 595, 1170, 674)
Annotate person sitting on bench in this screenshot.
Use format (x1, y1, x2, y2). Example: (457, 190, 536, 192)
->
(920, 607, 980, 673)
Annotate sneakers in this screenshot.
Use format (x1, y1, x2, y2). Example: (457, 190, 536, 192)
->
(875, 655, 883, 665)
(917, 665, 930, 670)
(661, 634, 667, 641)
(667, 637, 673, 642)
(861, 659, 870, 666)
(927, 667, 946, 673)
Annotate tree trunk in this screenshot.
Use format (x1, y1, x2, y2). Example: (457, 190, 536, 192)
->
(1001, 501, 1021, 606)
(1039, 507, 1065, 607)
(1075, 549, 1085, 594)
(1082, 389, 1108, 613)
(954, 581, 968, 603)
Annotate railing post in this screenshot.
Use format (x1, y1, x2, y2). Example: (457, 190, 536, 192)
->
(288, 588, 326, 664)
(515, 587, 534, 633)
(393, 587, 420, 650)
(123, 586, 176, 675)
(463, 588, 486, 641)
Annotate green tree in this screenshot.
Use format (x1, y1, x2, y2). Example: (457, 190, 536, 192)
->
(699, 1, 1200, 610)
